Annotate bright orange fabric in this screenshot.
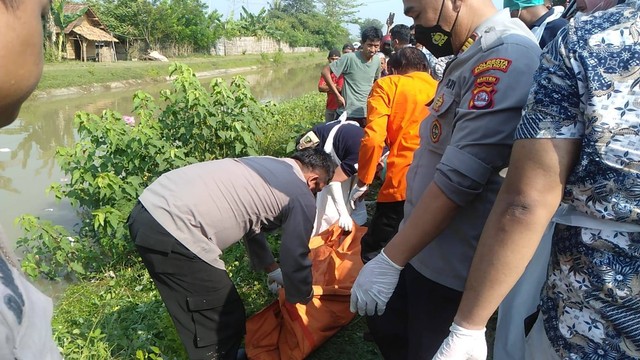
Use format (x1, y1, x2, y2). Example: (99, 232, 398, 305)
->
(359, 72, 438, 202)
(245, 225, 366, 360)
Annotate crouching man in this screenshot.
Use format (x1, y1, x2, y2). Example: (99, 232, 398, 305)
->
(128, 148, 334, 360)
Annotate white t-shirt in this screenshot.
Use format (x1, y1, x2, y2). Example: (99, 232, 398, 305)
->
(0, 227, 62, 359)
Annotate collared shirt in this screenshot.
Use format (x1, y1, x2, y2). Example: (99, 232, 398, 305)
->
(515, 2, 640, 357)
(139, 157, 316, 304)
(359, 71, 438, 202)
(405, 9, 541, 291)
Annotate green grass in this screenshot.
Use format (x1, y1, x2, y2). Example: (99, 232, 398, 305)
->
(48, 85, 500, 359)
(37, 52, 325, 91)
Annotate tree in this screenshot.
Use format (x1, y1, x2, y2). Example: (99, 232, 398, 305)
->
(51, 0, 87, 61)
(357, 17, 384, 35)
(316, 0, 361, 24)
(281, 0, 316, 14)
(239, 6, 270, 38)
(269, 0, 283, 12)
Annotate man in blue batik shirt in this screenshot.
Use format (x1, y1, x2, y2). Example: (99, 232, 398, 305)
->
(433, 1, 640, 359)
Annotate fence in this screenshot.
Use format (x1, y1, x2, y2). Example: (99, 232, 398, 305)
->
(212, 37, 319, 56)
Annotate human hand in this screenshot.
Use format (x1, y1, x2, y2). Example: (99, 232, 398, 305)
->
(350, 249, 403, 316)
(432, 323, 487, 360)
(349, 184, 368, 209)
(267, 267, 283, 294)
(337, 94, 346, 108)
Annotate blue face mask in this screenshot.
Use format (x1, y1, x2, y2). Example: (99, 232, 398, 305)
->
(413, 0, 460, 58)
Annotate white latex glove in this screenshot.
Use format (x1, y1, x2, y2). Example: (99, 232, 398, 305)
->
(350, 249, 403, 316)
(267, 268, 283, 294)
(348, 184, 368, 209)
(327, 181, 353, 232)
(432, 323, 487, 360)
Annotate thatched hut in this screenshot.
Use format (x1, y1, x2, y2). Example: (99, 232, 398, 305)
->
(59, 4, 118, 62)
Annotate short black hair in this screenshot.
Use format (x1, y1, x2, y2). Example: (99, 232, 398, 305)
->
(342, 43, 355, 52)
(388, 47, 427, 75)
(328, 48, 340, 58)
(291, 148, 335, 183)
(390, 24, 411, 45)
(361, 26, 383, 44)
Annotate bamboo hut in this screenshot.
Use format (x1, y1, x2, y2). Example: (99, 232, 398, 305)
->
(59, 4, 118, 62)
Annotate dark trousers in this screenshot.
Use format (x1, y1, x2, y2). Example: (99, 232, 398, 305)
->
(367, 264, 463, 360)
(360, 201, 405, 264)
(128, 202, 245, 360)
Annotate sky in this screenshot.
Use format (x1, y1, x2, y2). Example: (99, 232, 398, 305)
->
(206, 0, 504, 37)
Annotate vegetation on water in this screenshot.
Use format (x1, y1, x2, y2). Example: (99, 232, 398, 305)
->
(17, 62, 382, 358)
(36, 52, 324, 91)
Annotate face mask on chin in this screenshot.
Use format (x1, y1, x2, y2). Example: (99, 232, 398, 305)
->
(413, 0, 460, 58)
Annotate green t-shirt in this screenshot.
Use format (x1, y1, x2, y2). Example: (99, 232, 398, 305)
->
(329, 51, 381, 118)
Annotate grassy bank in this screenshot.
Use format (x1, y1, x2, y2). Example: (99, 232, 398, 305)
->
(37, 52, 325, 91)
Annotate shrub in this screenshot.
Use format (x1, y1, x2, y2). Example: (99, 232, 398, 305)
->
(18, 63, 274, 279)
(17, 62, 327, 359)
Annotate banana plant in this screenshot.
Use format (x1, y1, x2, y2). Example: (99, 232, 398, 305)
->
(51, 0, 87, 61)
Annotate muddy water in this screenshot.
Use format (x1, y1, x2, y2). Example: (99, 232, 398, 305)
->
(0, 62, 325, 249)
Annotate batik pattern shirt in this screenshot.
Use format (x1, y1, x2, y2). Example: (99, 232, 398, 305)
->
(515, 3, 640, 358)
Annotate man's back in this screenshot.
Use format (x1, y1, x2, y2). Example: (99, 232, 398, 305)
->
(139, 157, 315, 269)
(360, 71, 438, 202)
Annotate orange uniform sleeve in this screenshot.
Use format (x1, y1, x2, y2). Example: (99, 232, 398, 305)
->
(358, 79, 393, 185)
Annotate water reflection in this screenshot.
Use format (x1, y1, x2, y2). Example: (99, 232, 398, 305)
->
(0, 62, 325, 245)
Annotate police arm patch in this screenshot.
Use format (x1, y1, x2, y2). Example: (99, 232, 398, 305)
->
(430, 119, 442, 143)
(468, 75, 500, 110)
(472, 58, 512, 76)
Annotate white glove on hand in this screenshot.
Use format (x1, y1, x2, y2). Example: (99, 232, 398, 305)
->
(267, 268, 283, 294)
(350, 249, 403, 316)
(327, 181, 353, 232)
(348, 184, 368, 209)
(432, 323, 487, 360)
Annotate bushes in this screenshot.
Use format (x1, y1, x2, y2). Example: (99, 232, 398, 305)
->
(17, 62, 326, 358)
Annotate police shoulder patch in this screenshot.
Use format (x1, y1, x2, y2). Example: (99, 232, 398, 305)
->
(468, 75, 500, 110)
(432, 93, 445, 113)
(472, 58, 512, 76)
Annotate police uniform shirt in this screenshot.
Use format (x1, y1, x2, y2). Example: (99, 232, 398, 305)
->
(404, 9, 542, 292)
(138, 157, 316, 304)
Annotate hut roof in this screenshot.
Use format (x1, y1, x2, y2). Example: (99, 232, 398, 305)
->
(62, 4, 108, 34)
(72, 24, 119, 42)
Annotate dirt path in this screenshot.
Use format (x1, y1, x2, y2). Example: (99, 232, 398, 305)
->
(31, 65, 262, 100)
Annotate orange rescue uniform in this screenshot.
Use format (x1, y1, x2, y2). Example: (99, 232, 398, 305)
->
(358, 72, 438, 202)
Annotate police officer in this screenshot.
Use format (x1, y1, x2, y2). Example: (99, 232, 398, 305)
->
(348, 0, 541, 358)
